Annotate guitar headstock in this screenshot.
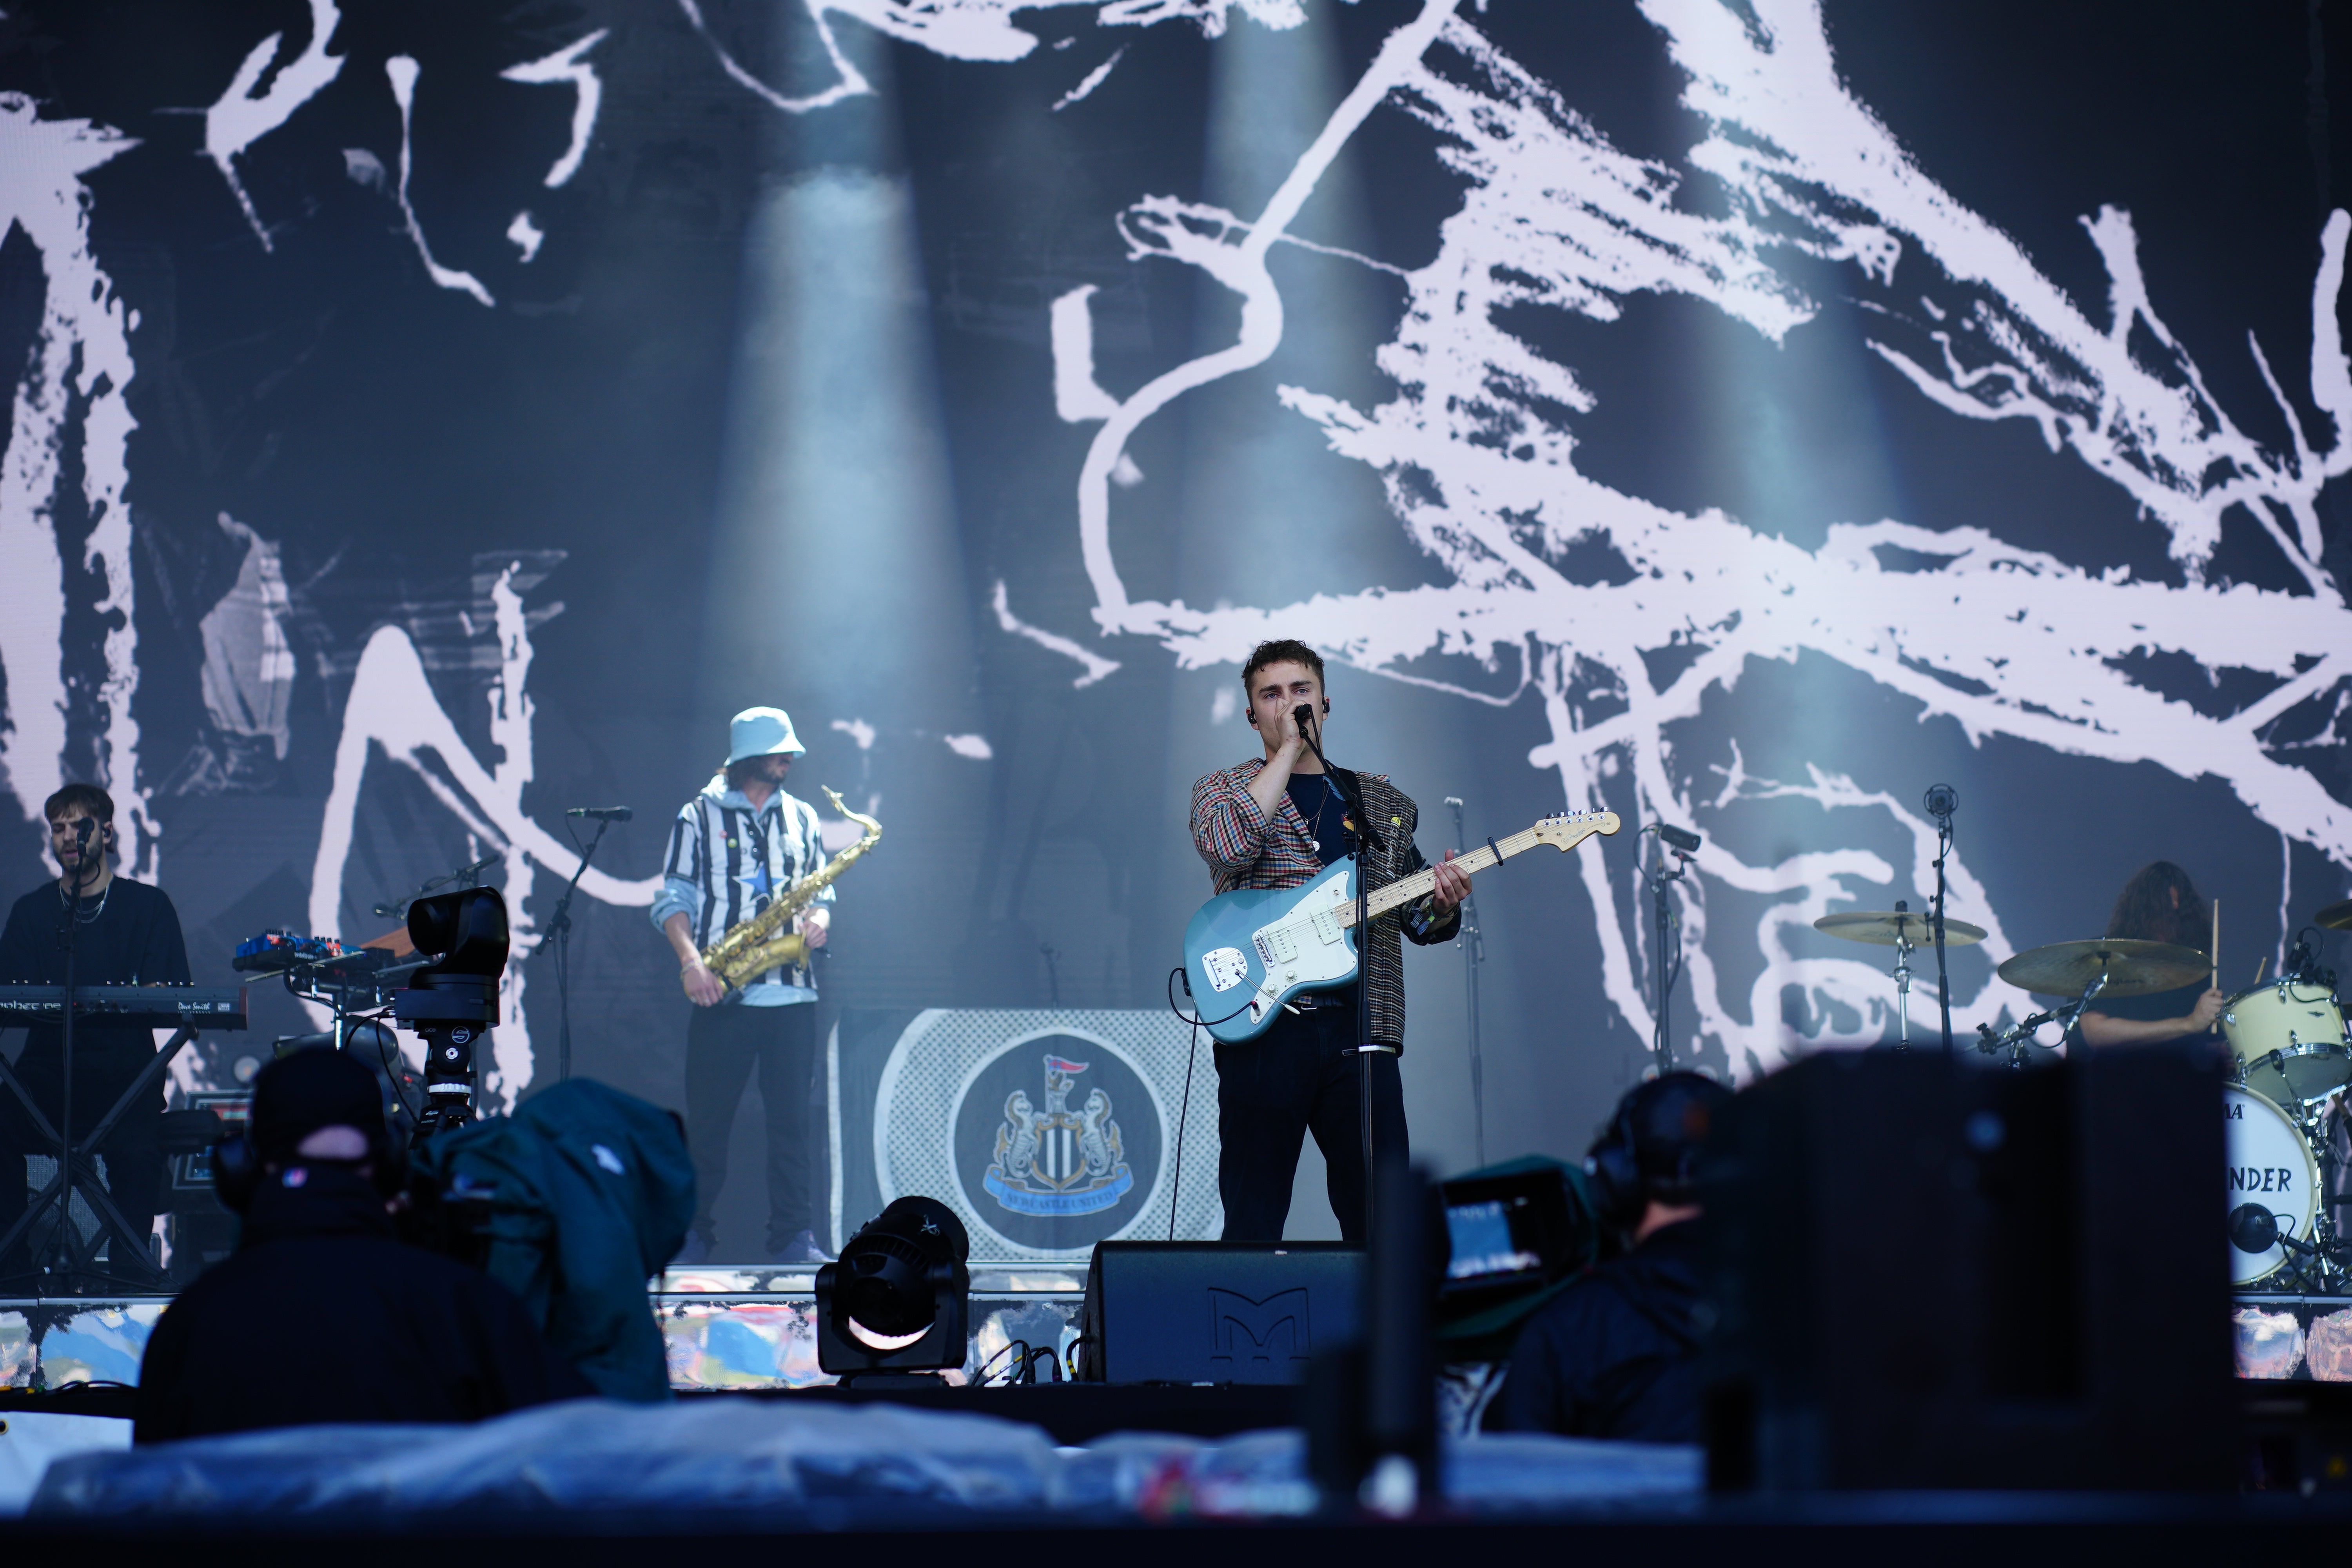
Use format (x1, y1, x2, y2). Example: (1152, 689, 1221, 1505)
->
(1532, 809, 1621, 849)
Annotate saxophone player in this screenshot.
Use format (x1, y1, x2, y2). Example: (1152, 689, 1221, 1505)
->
(652, 708, 835, 1267)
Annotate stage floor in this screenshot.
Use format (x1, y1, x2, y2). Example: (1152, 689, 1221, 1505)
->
(3, 1261, 1093, 1391)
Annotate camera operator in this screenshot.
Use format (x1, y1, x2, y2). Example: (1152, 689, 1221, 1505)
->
(134, 1049, 590, 1444)
(1483, 1071, 1730, 1443)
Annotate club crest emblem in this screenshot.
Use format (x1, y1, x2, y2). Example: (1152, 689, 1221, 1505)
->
(982, 1054, 1134, 1218)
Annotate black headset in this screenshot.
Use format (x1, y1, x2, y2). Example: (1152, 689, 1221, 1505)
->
(1585, 1070, 1731, 1232)
(209, 1052, 410, 1214)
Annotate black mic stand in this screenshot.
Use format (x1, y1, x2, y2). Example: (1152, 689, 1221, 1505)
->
(52, 820, 94, 1285)
(1298, 706, 1386, 1240)
(1924, 784, 1958, 1059)
(1446, 797, 1487, 1167)
(1645, 824, 1696, 1071)
(536, 814, 619, 1084)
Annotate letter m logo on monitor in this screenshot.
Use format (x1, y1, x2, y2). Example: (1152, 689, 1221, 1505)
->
(1207, 1287, 1311, 1368)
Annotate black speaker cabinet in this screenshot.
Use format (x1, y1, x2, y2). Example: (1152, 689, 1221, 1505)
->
(1702, 1047, 2236, 1490)
(1077, 1242, 1364, 1385)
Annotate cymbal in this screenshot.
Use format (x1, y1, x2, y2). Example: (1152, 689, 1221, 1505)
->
(1996, 938, 2210, 999)
(1813, 910, 1987, 948)
(2318, 897, 2352, 932)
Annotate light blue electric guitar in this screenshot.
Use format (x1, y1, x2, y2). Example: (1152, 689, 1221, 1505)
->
(1183, 809, 1620, 1044)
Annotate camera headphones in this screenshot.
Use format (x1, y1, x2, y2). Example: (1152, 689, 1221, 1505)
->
(211, 1045, 410, 1214)
(1585, 1070, 1732, 1232)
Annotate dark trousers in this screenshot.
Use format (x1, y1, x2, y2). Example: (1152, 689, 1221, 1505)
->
(0, 1042, 164, 1272)
(684, 1000, 817, 1253)
(1214, 1002, 1408, 1244)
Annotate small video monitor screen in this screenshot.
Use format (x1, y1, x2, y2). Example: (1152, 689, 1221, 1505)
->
(1436, 1163, 1592, 1302)
(1445, 1196, 1543, 1283)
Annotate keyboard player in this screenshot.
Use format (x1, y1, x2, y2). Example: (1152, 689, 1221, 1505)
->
(0, 783, 190, 1278)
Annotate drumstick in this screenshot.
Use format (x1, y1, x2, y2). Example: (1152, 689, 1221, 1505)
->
(2254, 955, 2268, 986)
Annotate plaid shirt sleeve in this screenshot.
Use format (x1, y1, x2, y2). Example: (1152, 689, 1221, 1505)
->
(1190, 762, 1323, 894)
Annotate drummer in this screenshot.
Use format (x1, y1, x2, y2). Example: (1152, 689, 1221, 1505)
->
(2075, 862, 2227, 1046)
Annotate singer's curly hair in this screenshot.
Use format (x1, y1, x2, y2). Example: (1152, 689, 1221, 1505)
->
(2105, 861, 2209, 949)
(1240, 639, 1326, 697)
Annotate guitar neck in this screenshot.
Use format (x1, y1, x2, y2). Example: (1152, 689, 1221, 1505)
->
(1336, 823, 1557, 928)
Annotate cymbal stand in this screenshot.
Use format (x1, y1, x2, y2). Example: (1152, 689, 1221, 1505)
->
(1890, 906, 1915, 1053)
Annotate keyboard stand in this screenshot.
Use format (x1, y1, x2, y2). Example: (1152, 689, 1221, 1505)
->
(0, 1027, 198, 1293)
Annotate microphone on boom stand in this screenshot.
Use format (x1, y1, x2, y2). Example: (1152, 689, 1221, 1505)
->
(1646, 822, 1699, 1069)
(540, 806, 632, 1082)
(1923, 783, 1958, 1058)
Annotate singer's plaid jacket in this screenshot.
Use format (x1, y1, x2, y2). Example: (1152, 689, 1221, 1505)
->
(1189, 759, 1458, 1049)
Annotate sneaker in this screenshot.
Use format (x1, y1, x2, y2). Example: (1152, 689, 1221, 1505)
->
(769, 1229, 832, 1266)
(670, 1232, 712, 1268)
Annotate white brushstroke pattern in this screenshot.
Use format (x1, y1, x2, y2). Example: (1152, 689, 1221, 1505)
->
(991, 579, 1121, 687)
(385, 57, 495, 308)
(1044, 0, 2352, 1077)
(0, 96, 155, 875)
(499, 30, 608, 189)
(307, 568, 662, 1105)
(205, 0, 346, 250)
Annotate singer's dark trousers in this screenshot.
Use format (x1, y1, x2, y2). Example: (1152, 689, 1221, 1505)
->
(1214, 1001, 1407, 1245)
(682, 999, 817, 1256)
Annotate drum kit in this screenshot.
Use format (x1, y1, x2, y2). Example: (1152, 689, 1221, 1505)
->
(1815, 894, 2352, 1293)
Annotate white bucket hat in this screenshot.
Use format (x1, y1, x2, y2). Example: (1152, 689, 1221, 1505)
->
(726, 706, 806, 764)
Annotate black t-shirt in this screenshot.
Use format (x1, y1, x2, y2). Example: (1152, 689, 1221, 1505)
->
(1285, 771, 1352, 867)
(0, 876, 192, 1066)
(2082, 979, 2207, 1025)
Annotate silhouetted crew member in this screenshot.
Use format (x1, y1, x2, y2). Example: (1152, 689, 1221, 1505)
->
(1485, 1071, 1731, 1443)
(134, 1049, 588, 1443)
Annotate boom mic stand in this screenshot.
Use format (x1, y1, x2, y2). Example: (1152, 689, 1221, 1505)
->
(1298, 705, 1385, 1240)
(53, 819, 93, 1284)
(1445, 797, 1487, 1167)
(1924, 784, 1958, 1059)
(536, 810, 626, 1083)
(1645, 823, 1699, 1071)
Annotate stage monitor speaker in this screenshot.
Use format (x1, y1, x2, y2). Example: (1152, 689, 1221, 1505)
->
(1077, 1242, 1364, 1385)
(1701, 1046, 2237, 1491)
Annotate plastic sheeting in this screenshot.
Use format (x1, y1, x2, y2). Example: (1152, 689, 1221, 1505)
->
(23, 1396, 1700, 1522)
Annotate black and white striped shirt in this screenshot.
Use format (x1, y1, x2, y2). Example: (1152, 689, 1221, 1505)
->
(649, 779, 833, 1004)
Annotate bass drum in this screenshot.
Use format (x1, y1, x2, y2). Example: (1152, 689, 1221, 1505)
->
(2225, 981, 2352, 1107)
(2226, 1084, 2320, 1288)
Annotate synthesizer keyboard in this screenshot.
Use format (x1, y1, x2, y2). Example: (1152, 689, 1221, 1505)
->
(0, 984, 248, 1029)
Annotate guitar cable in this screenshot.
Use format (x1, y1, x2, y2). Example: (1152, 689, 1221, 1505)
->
(1163, 965, 1256, 1243)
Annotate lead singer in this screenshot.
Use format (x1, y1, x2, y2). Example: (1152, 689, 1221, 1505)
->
(1189, 640, 1469, 1241)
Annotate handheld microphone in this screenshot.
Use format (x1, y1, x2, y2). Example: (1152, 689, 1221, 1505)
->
(566, 806, 633, 822)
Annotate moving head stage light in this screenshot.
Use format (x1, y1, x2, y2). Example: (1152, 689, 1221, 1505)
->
(815, 1197, 971, 1379)
(393, 887, 509, 1143)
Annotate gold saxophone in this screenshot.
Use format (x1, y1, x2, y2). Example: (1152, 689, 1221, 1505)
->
(691, 786, 881, 994)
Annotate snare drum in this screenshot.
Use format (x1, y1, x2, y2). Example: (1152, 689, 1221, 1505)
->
(2226, 1084, 2321, 1288)
(2224, 981, 2352, 1107)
